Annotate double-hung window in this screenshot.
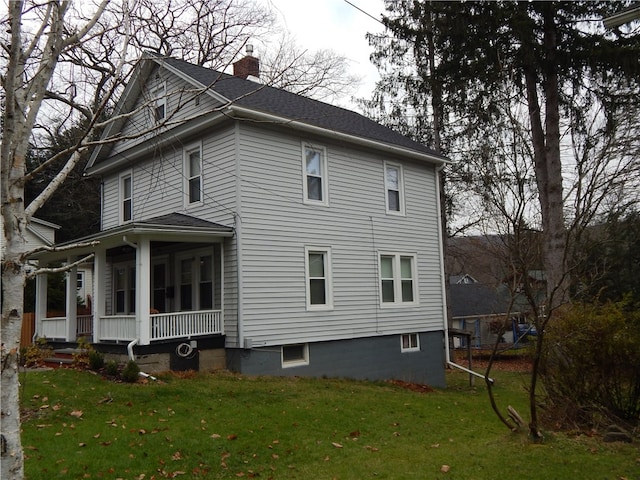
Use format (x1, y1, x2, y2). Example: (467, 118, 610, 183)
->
(120, 172, 132, 223)
(152, 82, 166, 122)
(305, 246, 333, 310)
(303, 145, 328, 205)
(184, 143, 202, 205)
(379, 253, 418, 306)
(384, 162, 405, 215)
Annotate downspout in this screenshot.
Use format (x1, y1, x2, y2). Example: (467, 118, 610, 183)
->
(127, 338, 157, 381)
(434, 163, 493, 383)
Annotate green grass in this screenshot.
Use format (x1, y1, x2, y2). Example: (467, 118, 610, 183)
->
(20, 368, 639, 479)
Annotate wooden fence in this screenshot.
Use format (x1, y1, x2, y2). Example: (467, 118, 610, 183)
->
(21, 312, 35, 348)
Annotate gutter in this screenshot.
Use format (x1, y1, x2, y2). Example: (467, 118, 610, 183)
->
(434, 163, 493, 384)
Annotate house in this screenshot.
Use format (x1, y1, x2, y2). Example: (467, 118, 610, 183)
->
(32, 52, 449, 386)
(1, 217, 60, 271)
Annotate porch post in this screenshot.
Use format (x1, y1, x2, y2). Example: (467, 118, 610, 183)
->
(93, 247, 106, 344)
(35, 273, 48, 340)
(65, 257, 78, 342)
(137, 238, 151, 345)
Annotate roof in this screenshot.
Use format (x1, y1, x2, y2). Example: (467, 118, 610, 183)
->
(449, 283, 513, 318)
(31, 213, 233, 262)
(162, 56, 443, 158)
(88, 54, 447, 171)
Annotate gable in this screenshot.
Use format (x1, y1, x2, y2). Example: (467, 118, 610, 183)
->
(87, 54, 448, 176)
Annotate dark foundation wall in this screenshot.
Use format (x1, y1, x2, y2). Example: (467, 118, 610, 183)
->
(226, 331, 446, 388)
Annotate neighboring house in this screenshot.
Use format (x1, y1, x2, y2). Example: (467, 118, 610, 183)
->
(449, 281, 518, 348)
(1, 217, 60, 271)
(32, 52, 449, 386)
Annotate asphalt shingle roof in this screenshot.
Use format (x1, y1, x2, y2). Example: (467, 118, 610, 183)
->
(161, 56, 443, 159)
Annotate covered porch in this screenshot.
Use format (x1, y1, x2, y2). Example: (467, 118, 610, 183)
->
(33, 214, 234, 347)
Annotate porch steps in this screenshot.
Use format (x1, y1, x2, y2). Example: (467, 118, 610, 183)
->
(43, 348, 83, 368)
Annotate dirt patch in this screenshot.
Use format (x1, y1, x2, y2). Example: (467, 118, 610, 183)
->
(388, 379, 435, 393)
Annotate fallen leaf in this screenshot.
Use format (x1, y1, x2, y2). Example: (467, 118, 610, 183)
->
(431, 443, 440, 448)
(364, 445, 379, 452)
(349, 430, 360, 438)
(211, 434, 221, 439)
(227, 434, 238, 440)
(441, 465, 450, 473)
(70, 410, 83, 418)
(331, 442, 343, 448)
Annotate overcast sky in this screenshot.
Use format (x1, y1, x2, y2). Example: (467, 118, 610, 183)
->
(264, 0, 386, 106)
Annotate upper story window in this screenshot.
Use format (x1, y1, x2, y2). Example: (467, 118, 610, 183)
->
(305, 246, 333, 310)
(379, 253, 418, 306)
(184, 143, 202, 205)
(384, 162, 405, 215)
(152, 82, 166, 122)
(120, 172, 132, 223)
(303, 145, 328, 205)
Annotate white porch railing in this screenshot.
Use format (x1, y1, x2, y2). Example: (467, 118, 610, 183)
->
(151, 310, 222, 341)
(41, 317, 66, 339)
(97, 310, 222, 343)
(77, 315, 93, 336)
(99, 315, 136, 342)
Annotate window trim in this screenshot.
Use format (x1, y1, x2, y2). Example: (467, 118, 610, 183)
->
(175, 247, 216, 311)
(112, 262, 136, 315)
(183, 141, 203, 207)
(282, 343, 309, 368)
(401, 333, 420, 352)
(384, 161, 405, 216)
(378, 252, 419, 307)
(302, 144, 329, 206)
(119, 171, 133, 224)
(304, 246, 333, 311)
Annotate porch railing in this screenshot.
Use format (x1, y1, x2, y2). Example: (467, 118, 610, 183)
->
(77, 315, 93, 337)
(97, 310, 222, 343)
(151, 310, 222, 341)
(99, 315, 136, 342)
(41, 317, 66, 340)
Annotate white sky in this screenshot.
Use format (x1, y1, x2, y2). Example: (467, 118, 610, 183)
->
(264, 0, 386, 107)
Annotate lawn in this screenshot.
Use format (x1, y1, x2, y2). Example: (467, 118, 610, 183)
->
(20, 367, 639, 479)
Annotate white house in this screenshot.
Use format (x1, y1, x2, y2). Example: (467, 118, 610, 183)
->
(33, 52, 450, 386)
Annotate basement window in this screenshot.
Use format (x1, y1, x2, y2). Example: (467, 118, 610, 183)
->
(401, 333, 420, 352)
(282, 344, 309, 368)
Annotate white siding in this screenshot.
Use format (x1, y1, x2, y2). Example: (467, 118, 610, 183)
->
(110, 67, 222, 159)
(234, 124, 444, 347)
(101, 126, 238, 229)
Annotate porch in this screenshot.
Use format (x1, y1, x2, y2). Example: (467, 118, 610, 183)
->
(32, 213, 234, 347)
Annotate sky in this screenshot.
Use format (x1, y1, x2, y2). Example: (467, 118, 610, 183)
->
(264, 0, 386, 107)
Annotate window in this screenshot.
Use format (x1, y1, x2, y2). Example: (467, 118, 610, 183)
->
(305, 246, 333, 310)
(113, 264, 136, 314)
(152, 82, 166, 122)
(303, 145, 328, 205)
(282, 344, 309, 367)
(176, 247, 221, 311)
(379, 253, 418, 306)
(401, 333, 420, 352)
(384, 162, 405, 215)
(120, 172, 132, 223)
(76, 272, 84, 291)
(184, 143, 202, 205)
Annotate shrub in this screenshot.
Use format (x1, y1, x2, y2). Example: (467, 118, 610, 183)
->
(88, 350, 105, 371)
(105, 360, 119, 377)
(20, 338, 53, 367)
(541, 298, 640, 430)
(72, 337, 94, 369)
(121, 360, 140, 383)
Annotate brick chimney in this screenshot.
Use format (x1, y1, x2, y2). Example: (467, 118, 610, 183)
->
(233, 45, 259, 79)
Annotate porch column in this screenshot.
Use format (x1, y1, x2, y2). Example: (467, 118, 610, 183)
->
(35, 273, 48, 340)
(93, 247, 106, 344)
(136, 238, 151, 345)
(65, 257, 78, 342)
